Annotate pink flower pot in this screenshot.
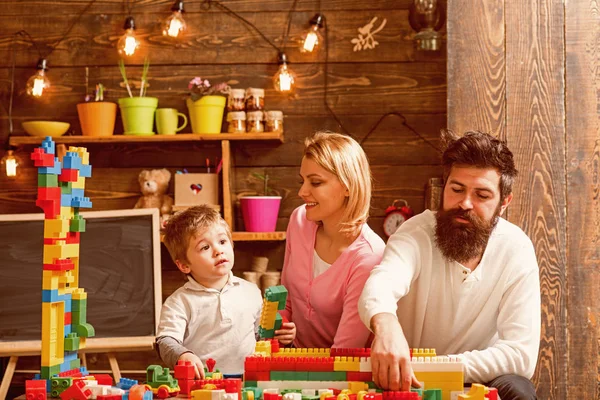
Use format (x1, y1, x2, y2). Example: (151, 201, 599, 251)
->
(240, 196, 282, 232)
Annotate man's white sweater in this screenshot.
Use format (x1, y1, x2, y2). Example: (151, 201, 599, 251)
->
(358, 210, 541, 383)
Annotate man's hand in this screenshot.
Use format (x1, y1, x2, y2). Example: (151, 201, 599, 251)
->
(370, 313, 421, 391)
(178, 352, 206, 379)
(275, 322, 297, 345)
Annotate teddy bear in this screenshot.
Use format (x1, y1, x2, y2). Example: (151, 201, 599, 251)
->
(134, 169, 174, 218)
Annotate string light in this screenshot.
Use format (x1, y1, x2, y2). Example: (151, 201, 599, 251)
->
(163, 0, 187, 38)
(300, 14, 324, 53)
(26, 58, 50, 98)
(1, 150, 18, 178)
(273, 52, 296, 93)
(118, 16, 140, 57)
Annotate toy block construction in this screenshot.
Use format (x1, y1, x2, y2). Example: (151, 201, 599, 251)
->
(259, 286, 288, 339)
(31, 137, 95, 382)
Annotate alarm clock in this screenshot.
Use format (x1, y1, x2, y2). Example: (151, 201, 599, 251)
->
(383, 199, 414, 237)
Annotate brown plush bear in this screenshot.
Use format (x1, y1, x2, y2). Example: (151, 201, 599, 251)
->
(134, 169, 174, 217)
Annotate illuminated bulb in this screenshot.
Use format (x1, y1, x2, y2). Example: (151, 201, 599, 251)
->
(1, 150, 18, 177)
(118, 17, 140, 57)
(26, 59, 50, 98)
(300, 14, 325, 53)
(273, 53, 296, 93)
(163, 1, 187, 38)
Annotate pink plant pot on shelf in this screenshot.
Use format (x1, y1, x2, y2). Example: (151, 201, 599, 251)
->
(240, 196, 282, 232)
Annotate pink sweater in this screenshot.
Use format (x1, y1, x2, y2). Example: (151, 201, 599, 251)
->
(280, 205, 385, 348)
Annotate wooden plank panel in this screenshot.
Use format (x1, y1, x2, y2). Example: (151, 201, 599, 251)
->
(0, 10, 440, 67)
(565, 0, 600, 397)
(505, 1, 566, 398)
(0, 63, 446, 136)
(0, 0, 414, 15)
(447, 0, 505, 137)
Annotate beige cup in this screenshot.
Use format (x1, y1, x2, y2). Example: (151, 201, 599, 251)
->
(156, 108, 188, 135)
(261, 271, 281, 291)
(251, 256, 269, 273)
(242, 271, 262, 287)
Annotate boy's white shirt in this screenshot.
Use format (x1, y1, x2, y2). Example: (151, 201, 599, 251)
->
(157, 272, 263, 374)
(358, 210, 541, 383)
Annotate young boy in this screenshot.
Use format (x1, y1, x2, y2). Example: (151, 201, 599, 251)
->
(157, 205, 294, 378)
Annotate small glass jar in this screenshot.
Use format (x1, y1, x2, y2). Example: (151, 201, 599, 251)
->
(227, 88, 246, 112)
(227, 111, 247, 133)
(425, 177, 444, 211)
(245, 88, 265, 111)
(246, 111, 264, 133)
(265, 110, 284, 133)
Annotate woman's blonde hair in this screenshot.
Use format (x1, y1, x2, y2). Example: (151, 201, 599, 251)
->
(303, 131, 372, 236)
(163, 204, 232, 265)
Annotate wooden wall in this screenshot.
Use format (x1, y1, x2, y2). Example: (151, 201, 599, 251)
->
(0, 0, 446, 391)
(448, 0, 599, 399)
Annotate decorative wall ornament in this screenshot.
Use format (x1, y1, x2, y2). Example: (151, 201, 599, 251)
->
(409, 0, 445, 51)
(351, 17, 387, 52)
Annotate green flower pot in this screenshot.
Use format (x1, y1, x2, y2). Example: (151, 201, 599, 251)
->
(118, 97, 159, 135)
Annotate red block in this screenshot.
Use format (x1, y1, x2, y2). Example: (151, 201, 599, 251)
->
(38, 187, 61, 201)
(36, 199, 60, 219)
(59, 168, 79, 182)
(244, 371, 258, 381)
(31, 149, 55, 167)
(60, 380, 92, 400)
(255, 371, 270, 381)
(178, 378, 199, 395)
(64, 312, 71, 325)
(175, 360, 196, 380)
(223, 378, 242, 394)
(305, 357, 334, 372)
(93, 373, 113, 386)
(44, 259, 75, 271)
(271, 356, 295, 371)
(330, 348, 371, 358)
(485, 388, 498, 400)
(264, 393, 282, 400)
(364, 394, 383, 400)
(66, 232, 80, 244)
(346, 371, 373, 381)
(97, 396, 122, 400)
(269, 338, 280, 353)
(382, 392, 418, 400)
(245, 356, 258, 372)
(255, 356, 271, 372)
(58, 368, 83, 378)
(25, 380, 47, 400)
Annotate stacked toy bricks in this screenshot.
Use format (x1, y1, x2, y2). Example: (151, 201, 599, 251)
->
(174, 358, 243, 399)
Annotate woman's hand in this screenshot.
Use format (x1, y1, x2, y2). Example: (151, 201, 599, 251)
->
(275, 322, 297, 345)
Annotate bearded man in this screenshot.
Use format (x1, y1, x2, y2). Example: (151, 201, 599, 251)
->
(358, 131, 540, 400)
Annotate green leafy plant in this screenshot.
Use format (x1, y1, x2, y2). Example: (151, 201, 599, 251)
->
(119, 57, 150, 98)
(251, 172, 280, 196)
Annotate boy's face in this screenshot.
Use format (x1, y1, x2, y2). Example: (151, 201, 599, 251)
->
(175, 223, 234, 289)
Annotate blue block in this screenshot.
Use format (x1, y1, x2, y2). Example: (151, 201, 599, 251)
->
(42, 290, 60, 302)
(71, 188, 85, 198)
(38, 158, 61, 175)
(64, 324, 71, 335)
(79, 366, 89, 376)
(62, 153, 82, 169)
(64, 350, 78, 362)
(79, 164, 92, 178)
(116, 377, 138, 390)
(72, 197, 92, 208)
(59, 360, 72, 373)
(61, 193, 72, 206)
(41, 137, 55, 155)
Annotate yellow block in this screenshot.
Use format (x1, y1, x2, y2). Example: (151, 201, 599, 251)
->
(272, 348, 331, 357)
(60, 207, 74, 219)
(44, 219, 70, 238)
(415, 371, 463, 383)
(347, 383, 368, 394)
(412, 348, 437, 358)
(72, 175, 86, 189)
(458, 384, 487, 400)
(42, 270, 61, 291)
(42, 243, 79, 264)
(260, 300, 278, 330)
(79, 337, 87, 349)
(72, 288, 88, 300)
(255, 340, 271, 355)
(334, 356, 360, 372)
(41, 302, 64, 367)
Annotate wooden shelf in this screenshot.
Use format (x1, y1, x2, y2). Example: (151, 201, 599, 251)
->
(161, 231, 286, 242)
(9, 132, 284, 146)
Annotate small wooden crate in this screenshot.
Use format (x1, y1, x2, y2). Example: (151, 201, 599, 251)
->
(174, 173, 219, 208)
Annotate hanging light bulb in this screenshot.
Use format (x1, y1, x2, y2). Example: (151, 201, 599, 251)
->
(118, 16, 140, 57)
(300, 14, 324, 53)
(273, 53, 296, 93)
(163, 0, 187, 38)
(1, 150, 18, 177)
(26, 59, 50, 98)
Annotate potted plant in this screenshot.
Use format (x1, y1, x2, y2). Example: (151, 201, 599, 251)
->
(117, 58, 158, 135)
(77, 83, 117, 137)
(239, 171, 283, 232)
(186, 77, 230, 134)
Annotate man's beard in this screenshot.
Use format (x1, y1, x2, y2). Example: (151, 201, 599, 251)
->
(434, 203, 502, 264)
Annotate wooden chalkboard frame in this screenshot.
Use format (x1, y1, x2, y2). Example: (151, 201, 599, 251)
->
(0, 208, 162, 357)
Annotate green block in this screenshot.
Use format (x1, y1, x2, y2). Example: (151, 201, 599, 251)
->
(307, 371, 347, 381)
(258, 326, 275, 339)
(70, 217, 86, 232)
(64, 333, 80, 351)
(274, 313, 283, 331)
(38, 174, 58, 187)
(281, 390, 302, 395)
(243, 387, 263, 400)
(51, 377, 72, 396)
(74, 322, 95, 338)
(41, 365, 61, 380)
(72, 299, 87, 325)
(302, 396, 320, 400)
(270, 371, 308, 381)
(60, 181, 72, 194)
(243, 381, 258, 388)
(367, 382, 378, 389)
(423, 389, 442, 400)
(265, 286, 288, 310)
(70, 358, 81, 370)
(410, 388, 423, 396)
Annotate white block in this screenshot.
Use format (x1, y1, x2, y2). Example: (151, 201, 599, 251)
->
(302, 390, 317, 397)
(264, 388, 280, 394)
(283, 393, 302, 400)
(257, 381, 352, 391)
(359, 357, 371, 372)
(318, 389, 333, 396)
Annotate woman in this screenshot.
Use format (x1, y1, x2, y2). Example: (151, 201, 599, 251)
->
(277, 131, 385, 348)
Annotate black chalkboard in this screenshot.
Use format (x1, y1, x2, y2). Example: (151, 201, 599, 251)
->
(0, 209, 161, 345)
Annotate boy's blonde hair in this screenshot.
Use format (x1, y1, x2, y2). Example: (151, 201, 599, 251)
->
(303, 131, 372, 236)
(163, 205, 232, 264)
